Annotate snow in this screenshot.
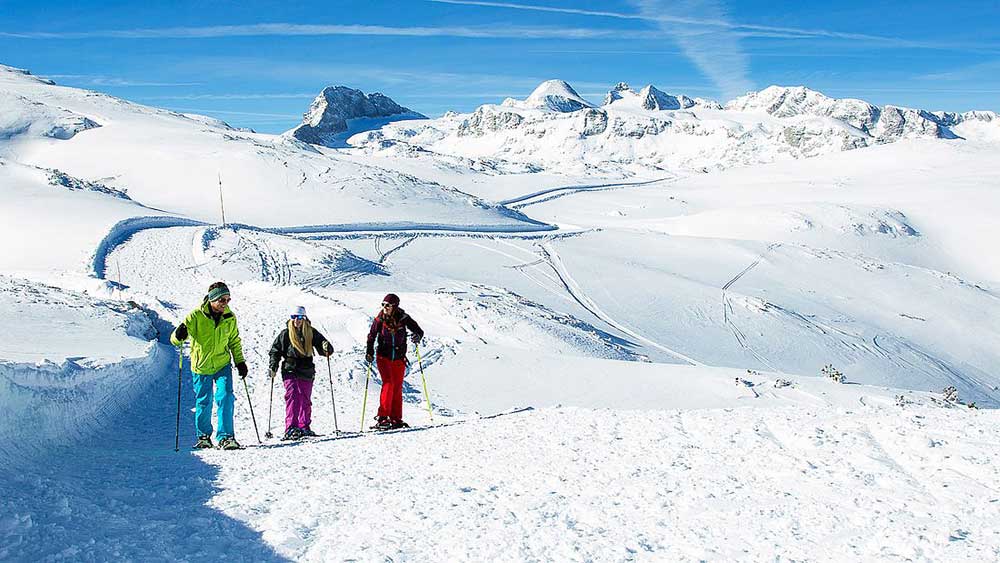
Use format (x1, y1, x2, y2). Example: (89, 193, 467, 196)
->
(205, 404, 1000, 561)
(506, 79, 593, 112)
(3, 62, 1000, 560)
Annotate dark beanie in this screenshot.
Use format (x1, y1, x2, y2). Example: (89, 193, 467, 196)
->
(383, 293, 400, 305)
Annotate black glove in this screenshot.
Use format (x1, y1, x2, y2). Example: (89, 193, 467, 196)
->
(365, 352, 374, 363)
(322, 341, 333, 357)
(236, 361, 248, 379)
(411, 333, 422, 345)
(174, 323, 188, 341)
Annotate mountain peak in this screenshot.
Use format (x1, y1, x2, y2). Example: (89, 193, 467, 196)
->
(522, 80, 592, 112)
(603, 82, 637, 105)
(602, 83, 697, 110)
(726, 85, 881, 132)
(287, 86, 424, 147)
(638, 85, 696, 111)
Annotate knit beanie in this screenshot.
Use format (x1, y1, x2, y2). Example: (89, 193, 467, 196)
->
(206, 283, 230, 302)
(383, 293, 400, 305)
(291, 305, 307, 318)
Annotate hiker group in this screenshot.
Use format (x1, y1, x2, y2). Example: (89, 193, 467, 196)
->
(171, 281, 424, 450)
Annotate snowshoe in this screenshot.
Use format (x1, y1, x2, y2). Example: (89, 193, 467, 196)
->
(217, 437, 243, 450)
(193, 435, 213, 449)
(282, 428, 303, 441)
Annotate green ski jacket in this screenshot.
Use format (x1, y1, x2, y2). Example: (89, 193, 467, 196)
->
(170, 300, 245, 375)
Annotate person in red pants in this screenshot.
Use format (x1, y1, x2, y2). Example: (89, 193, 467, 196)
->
(365, 293, 424, 430)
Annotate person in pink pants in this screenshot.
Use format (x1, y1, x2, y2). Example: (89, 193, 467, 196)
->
(268, 306, 332, 440)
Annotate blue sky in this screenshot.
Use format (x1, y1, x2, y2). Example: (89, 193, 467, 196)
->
(2, 0, 998, 132)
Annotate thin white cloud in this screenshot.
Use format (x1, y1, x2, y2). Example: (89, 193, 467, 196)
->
(429, 0, 1000, 51)
(143, 92, 317, 100)
(165, 107, 302, 118)
(45, 74, 200, 87)
(631, 0, 753, 100)
(0, 22, 659, 40)
(171, 56, 612, 97)
(916, 59, 1000, 82)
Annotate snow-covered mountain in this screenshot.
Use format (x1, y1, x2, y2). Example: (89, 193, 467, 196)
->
(3, 61, 1000, 560)
(285, 85, 425, 147)
(503, 79, 593, 112)
(349, 80, 999, 175)
(724, 85, 996, 142)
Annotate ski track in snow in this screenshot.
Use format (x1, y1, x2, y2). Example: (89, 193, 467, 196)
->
(92, 219, 560, 280)
(500, 176, 673, 209)
(539, 241, 703, 366)
(721, 243, 781, 371)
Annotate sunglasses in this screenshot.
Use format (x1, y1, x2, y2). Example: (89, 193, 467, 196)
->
(214, 297, 231, 304)
(290, 314, 306, 320)
(381, 302, 394, 308)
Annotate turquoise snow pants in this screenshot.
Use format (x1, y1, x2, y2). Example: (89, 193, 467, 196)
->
(192, 364, 235, 440)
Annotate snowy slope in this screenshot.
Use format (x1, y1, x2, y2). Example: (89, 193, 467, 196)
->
(0, 65, 539, 243)
(2, 61, 1000, 561)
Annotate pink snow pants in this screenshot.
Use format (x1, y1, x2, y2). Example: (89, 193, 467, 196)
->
(283, 377, 314, 431)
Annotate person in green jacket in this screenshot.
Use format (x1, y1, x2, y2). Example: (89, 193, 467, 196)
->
(171, 281, 249, 450)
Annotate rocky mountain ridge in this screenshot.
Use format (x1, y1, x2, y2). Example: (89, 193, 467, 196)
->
(286, 85, 425, 147)
(345, 80, 999, 175)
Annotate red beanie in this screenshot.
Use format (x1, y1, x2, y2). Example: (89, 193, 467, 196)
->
(383, 293, 400, 305)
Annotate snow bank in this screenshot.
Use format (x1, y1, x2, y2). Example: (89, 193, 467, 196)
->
(0, 276, 172, 467)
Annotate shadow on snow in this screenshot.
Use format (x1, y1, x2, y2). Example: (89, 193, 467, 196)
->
(0, 322, 288, 561)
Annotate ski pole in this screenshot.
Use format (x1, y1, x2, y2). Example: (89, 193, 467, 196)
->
(175, 346, 183, 452)
(327, 355, 339, 433)
(242, 376, 262, 444)
(415, 343, 433, 423)
(264, 372, 274, 439)
(360, 360, 372, 432)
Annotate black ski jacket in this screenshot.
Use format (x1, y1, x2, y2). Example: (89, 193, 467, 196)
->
(268, 327, 331, 380)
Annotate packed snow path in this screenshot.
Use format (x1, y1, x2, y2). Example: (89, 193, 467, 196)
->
(204, 406, 1000, 561)
(0, 349, 286, 562)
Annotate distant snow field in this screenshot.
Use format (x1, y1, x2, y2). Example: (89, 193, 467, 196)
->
(2, 63, 999, 560)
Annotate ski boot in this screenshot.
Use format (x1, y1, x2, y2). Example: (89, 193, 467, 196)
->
(193, 435, 213, 449)
(300, 427, 318, 438)
(217, 437, 243, 450)
(390, 419, 410, 430)
(282, 427, 303, 441)
(372, 416, 392, 431)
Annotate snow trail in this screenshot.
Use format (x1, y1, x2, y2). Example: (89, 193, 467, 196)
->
(92, 218, 560, 279)
(721, 243, 780, 371)
(202, 406, 1000, 561)
(539, 241, 703, 366)
(0, 345, 287, 561)
(501, 177, 673, 208)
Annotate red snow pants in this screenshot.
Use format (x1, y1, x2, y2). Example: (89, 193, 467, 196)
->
(376, 356, 406, 421)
